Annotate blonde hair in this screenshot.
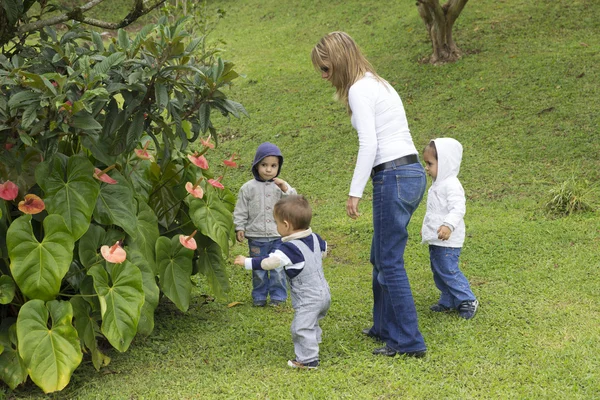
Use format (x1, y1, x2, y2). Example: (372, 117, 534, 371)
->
(311, 31, 381, 112)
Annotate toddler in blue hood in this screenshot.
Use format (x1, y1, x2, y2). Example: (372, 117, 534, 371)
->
(233, 142, 297, 306)
(422, 138, 478, 319)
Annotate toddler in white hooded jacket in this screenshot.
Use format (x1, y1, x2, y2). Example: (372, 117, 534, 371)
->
(422, 138, 478, 319)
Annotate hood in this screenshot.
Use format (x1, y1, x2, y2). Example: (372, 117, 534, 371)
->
(432, 138, 462, 183)
(252, 142, 284, 181)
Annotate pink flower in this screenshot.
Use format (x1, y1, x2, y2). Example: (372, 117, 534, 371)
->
(93, 167, 117, 184)
(200, 135, 215, 149)
(179, 230, 198, 250)
(187, 153, 209, 169)
(18, 194, 45, 214)
(134, 141, 154, 161)
(4, 143, 14, 150)
(101, 241, 127, 264)
(223, 153, 238, 168)
(185, 181, 204, 199)
(207, 178, 224, 189)
(0, 180, 19, 201)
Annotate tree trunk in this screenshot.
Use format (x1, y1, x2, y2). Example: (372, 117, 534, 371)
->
(417, 0, 468, 64)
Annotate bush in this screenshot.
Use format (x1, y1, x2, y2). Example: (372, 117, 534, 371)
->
(545, 177, 595, 216)
(0, 15, 244, 393)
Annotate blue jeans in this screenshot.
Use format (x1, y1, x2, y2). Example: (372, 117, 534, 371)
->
(248, 239, 287, 302)
(429, 245, 476, 308)
(369, 162, 427, 353)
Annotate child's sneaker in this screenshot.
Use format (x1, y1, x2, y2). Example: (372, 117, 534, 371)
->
(429, 303, 452, 312)
(458, 300, 478, 319)
(287, 359, 319, 370)
(253, 300, 266, 307)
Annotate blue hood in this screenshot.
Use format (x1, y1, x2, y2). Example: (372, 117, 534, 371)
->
(252, 142, 284, 181)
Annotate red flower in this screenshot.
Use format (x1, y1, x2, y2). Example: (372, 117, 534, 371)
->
(223, 153, 238, 168)
(134, 141, 154, 161)
(200, 135, 215, 149)
(101, 241, 127, 264)
(0, 180, 19, 201)
(207, 177, 224, 189)
(185, 181, 204, 199)
(18, 194, 45, 214)
(93, 167, 117, 184)
(4, 143, 14, 150)
(187, 153, 209, 169)
(179, 230, 198, 250)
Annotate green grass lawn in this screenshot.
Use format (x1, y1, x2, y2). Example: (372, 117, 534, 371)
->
(7, 0, 600, 398)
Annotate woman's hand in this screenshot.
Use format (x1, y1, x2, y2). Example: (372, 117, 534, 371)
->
(346, 196, 361, 219)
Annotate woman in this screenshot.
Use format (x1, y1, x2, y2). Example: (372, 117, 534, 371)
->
(311, 32, 427, 357)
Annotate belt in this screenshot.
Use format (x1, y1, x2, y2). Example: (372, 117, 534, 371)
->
(372, 154, 420, 174)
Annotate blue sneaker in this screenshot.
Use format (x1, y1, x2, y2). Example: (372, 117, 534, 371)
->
(287, 359, 319, 369)
(430, 303, 452, 312)
(458, 300, 479, 319)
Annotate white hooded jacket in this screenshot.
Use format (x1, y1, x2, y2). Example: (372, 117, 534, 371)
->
(421, 138, 466, 248)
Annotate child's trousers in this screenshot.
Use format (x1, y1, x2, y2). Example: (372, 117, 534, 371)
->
(429, 245, 476, 308)
(248, 238, 287, 303)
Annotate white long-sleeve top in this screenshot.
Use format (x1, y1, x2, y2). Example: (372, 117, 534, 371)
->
(348, 72, 418, 198)
(421, 138, 466, 248)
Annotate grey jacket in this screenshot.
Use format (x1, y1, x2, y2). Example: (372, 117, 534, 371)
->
(233, 179, 296, 238)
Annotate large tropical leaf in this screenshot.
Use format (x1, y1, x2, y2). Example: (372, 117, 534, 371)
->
(17, 300, 83, 394)
(70, 297, 110, 371)
(194, 234, 229, 301)
(7, 215, 74, 301)
(35, 155, 100, 240)
(93, 169, 138, 240)
(155, 236, 193, 312)
(188, 196, 233, 254)
(127, 249, 159, 337)
(87, 261, 144, 352)
(0, 320, 28, 390)
(127, 200, 159, 274)
(0, 275, 16, 304)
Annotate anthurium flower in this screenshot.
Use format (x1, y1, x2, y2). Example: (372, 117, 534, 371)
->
(93, 166, 117, 184)
(200, 135, 215, 149)
(101, 241, 127, 264)
(18, 194, 45, 214)
(134, 141, 154, 161)
(0, 180, 19, 201)
(187, 153, 209, 169)
(185, 180, 204, 199)
(179, 230, 198, 250)
(207, 178, 225, 189)
(223, 153, 238, 168)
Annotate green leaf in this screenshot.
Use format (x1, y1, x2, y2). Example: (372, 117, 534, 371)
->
(127, 200, 159, 274)
(17, 300, 83, 394)
(21, 103, 38, 129)
(93, 169, 138, 240)
(91, 31, 104, 51)
(195, 235, 230, 301)
(7, 91, 39, 110)
(36, 155, 100, 240)
(0, 320, 28, 390)
(7, 215, 75, 301)
(0, 275, 16, 304)
(93, 52, 126, 76)
(155, 236, 193, 312)
(2, 0, 22, 25)
(127, 249, 159, 337)
(198, 102, 211, 133)
(155, 82, 169, 111)
(117, 29, 130, 50)
(72, 111, 103, 131)
(70, 297, 110, 371)
(189, 196, 233, 254)
(87, 261, 144, 352)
